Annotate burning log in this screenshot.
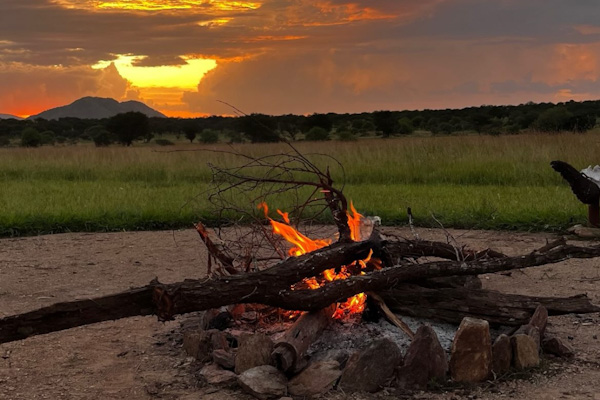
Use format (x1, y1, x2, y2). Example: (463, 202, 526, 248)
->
(2, 237, 600, 344)
(272, 304, 337, 373)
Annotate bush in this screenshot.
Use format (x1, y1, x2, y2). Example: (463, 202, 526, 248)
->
(199, 129, 219, 144)
(40, 130, 56, 145)
(20, 127, 42, 147)
(92, 130, 115, 147)
(0, 136, 10, 147)
(305, 126, 330, 141)
(396, 118, 415, 135)
(155, 138, 175, 146)
(337, 130, 357, 141)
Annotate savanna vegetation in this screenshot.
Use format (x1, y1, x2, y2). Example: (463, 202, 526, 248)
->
(1, 99, 599, 147)
(1, 132, 598, 237)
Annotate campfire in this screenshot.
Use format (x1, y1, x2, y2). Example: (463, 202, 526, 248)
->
(1, 145, 600, 398)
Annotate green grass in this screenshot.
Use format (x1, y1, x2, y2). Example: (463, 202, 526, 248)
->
(1, 132, 598, 236)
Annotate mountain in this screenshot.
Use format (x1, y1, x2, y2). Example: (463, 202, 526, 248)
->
(0, 114, 23, 120)
(28, 97, 166, 120)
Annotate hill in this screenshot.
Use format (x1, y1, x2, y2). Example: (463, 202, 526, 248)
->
(28, 97, 166, 120)
(0, 114, 23, 120)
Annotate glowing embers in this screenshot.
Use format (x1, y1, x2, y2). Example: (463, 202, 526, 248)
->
(258, 202, 374, 319)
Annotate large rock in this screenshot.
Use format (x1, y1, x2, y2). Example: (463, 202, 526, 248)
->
(397, 325, 447, 389)
(183, 329, 212, 362)
(514, 324, 541, 352)
(529, 305, 548, 339)
(450, 317, 492, 383)
(339, 338, 402, 393)
(199, 363, 237, 386)
(491, 334, 512, 375)
(511, 334, 540, 369)
(213, 349, 236, 370)
(238, 365, 287, 400)
(288, 360, 342, 397)
(542, 336, 574, 358)
(235, 333, 274, 374)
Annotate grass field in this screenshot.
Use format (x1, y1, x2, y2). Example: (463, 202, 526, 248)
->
(1, 132, 599, 236)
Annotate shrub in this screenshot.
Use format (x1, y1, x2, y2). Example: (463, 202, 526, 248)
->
(40, 130, 56, 145)
(20, 127, 42, 147)
(199, 129, 219, 144)
(0, 136, 10, 147)
(155, 138, 175, 146)
(305, 126, 330, 141)
(337, 130, 357, 141)
(396, 118, 415, 135)
(92, 130, 115, 147)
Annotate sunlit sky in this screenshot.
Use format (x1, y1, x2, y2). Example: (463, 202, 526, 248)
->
(1, 0, 600, 118)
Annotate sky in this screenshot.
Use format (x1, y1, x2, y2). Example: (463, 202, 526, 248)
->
(1, 0, 600, 118)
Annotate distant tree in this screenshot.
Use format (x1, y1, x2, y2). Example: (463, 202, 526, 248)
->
(237, 114, 279, 143)
(305, 126, 330, 141)
(336, 130, 357, 141)
(305, 113, 332, 132)
(20, 127, 42, 147)
(396, 118, 415, 135)
(183, 120, 199, 143)
(351, 119, 376, 136)
(85, 125, 114, 147)
(154, 138, 175, 146)
(533, 106, 573, 132)
(107, 112, 150, 146)
(0, 136, 10, 147)
(411, 115, 425, 129)
(39, 130, 56, 145)
(224, 129, 243, 143)
(372, 111, 396, 137)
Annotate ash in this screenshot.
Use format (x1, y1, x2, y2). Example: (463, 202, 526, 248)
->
(307, 315, 457, 358)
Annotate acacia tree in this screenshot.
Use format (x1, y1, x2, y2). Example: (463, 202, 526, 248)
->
(108, 112, 150, 146)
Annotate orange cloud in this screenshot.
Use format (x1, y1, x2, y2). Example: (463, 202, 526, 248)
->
(52, 0, 261, 12)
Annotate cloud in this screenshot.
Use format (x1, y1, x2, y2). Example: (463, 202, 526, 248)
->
(2, 0, 600, 116)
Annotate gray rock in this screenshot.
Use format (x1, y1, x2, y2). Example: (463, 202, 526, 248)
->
(511, 334, 540, 369)
(492, 334, 512, 375)
(238, 365, 287, 400)
(450, 317, 492, 383)
(235, 333, 274, 374)
(199, 363, 237, 386)
(397, 325, 447, 389)
(213, 349, 236, 370)
(288, 360, 341, 397)
(339, 338, 402, 393)
(542, 336, 574, 358)
(529, 305, 548, 339)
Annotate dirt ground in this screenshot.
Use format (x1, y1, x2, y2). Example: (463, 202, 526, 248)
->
(1, 227, 599, 400)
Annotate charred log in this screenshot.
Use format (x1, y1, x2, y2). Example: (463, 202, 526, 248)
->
(380, 285, 600, 326)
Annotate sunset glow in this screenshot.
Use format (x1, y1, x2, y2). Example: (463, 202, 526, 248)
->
(3, 1, 600, 117)
(92, 55, 217, 89)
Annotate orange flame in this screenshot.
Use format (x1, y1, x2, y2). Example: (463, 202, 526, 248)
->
(259, 201, 370, 319)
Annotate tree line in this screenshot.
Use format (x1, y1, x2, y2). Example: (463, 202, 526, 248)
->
(1, 99, 599, 147)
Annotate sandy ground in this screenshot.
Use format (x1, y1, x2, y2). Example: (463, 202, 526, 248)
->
(1, 227, 599, 400)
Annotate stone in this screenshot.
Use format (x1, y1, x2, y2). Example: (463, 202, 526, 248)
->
(210, 330, 230, 351)
(397, 325, 447, 389)
(542, 336, 574, 358)
(491, 334, 512, 375)
(288, 360, 342, 397)
(513, 324, 541, 352)
(339, 338, 402, 393)
(183, 329, 212, 362)
(212, 349, 236, 370)
(529, 305, 548, 339)
(567, 224, 600, 238)
(450, 317, 492, 383)
(511, 334, 540, 369)
(238, 365, 287, 400)
(235, 333, 274, 374)
(199, 363, 237, 386)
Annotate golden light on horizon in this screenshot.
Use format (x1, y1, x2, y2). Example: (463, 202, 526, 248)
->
(93, 55, 217, 89)
(52, 0, 261, 12)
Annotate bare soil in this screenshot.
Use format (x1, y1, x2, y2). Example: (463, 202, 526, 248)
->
(1, 228, 599, 400)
